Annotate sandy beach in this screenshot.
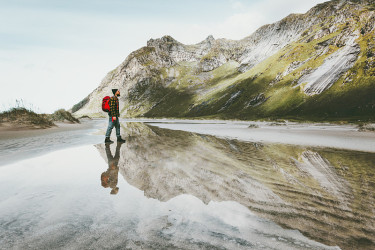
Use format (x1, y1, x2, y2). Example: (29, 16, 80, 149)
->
(0, 119, 104, 166)
(0, 119, 92, 140)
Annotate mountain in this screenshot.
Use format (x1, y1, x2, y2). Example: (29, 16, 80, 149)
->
(72, 0, 375, 122)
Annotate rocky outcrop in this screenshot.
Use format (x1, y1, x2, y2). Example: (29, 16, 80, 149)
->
(237, 13, 316, 72)
(296, 34, 361, 95)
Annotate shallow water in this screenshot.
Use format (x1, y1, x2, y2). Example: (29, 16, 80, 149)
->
(0, 121, 374, 249)
(0, 120, 104, 166)
(146, 121, 375, 153)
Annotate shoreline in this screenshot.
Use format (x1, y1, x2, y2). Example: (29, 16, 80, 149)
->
(84, 114, 375, 125)
(0, 119, 94, 140)
(1, 118, 373, 168)
(3, 117, 372, 151)
(140, 119, 375, 153)
(0, 119, 104, 167)
(72, 110, 375, 124)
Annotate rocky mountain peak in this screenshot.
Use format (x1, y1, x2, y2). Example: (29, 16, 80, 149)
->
(147, 35, 181, 47)
(203, 35, 215, 43)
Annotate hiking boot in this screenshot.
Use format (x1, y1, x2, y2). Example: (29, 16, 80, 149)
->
(105, 137, 114, 144)
(117, 137, 126, 143)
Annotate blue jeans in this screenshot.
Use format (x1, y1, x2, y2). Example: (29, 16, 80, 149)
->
(105, 116, 120, 138)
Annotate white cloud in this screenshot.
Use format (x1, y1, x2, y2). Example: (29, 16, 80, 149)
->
(232, 1, 245, 10)
(0, 0, 327, 113)
(160, 0, 327, 42)
(0, 48, 111, 113)
(181, 0, 327, 41)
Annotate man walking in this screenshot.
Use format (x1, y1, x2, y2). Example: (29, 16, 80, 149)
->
(105, 88, 126, 143)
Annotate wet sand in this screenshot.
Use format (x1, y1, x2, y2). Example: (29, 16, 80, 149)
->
(0, 119, 104, 166)
(144, 120, 375, 153)
(0, 119, 374, 249)
(0, 120, 94, 140)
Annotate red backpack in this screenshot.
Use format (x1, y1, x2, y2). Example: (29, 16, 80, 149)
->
(102, 96, 110, 112)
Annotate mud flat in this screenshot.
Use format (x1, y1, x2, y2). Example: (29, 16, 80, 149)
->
(143, 120, 375, 153)
(0, 119, 104, 166)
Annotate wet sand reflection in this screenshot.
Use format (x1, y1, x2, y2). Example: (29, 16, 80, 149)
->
(95, 122, 375, 249)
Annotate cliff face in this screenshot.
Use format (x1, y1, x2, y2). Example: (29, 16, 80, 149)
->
(73, 0, 375, 121)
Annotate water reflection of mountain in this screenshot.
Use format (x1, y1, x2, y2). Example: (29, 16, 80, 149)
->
(96, 122, 375, 250)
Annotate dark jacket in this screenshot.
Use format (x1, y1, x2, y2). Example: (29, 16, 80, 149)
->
(108, 96, 120, 117)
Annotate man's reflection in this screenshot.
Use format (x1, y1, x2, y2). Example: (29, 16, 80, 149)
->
(101, 142, 124, 195)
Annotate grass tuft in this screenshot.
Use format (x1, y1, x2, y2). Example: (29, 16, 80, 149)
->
(0, 107, 55, 128)
(49, 109, 80, 123)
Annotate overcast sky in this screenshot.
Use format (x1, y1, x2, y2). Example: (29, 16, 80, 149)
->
(0, 0, 327, 113)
